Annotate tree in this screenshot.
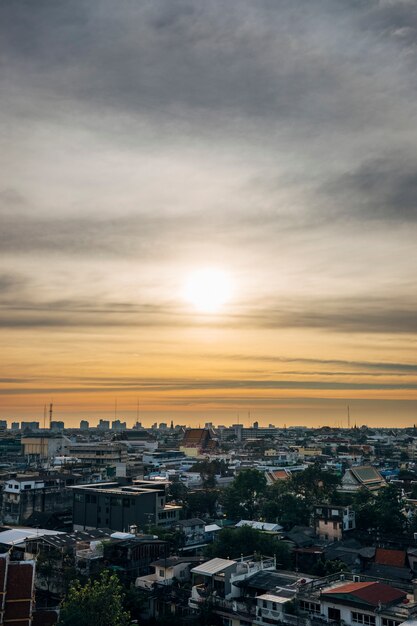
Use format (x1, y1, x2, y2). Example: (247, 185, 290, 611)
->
(354, 485, 407, 535)
(205, 526, 291, 568)
(167, 480, 189, 505)
(261, 490, 310, 530)
(221, 469, 267, 519)
(374, 484, 406, 535)
(290, 465, 340, 505)
(58, 570, 130, 626)
(187, 489, 219, 518)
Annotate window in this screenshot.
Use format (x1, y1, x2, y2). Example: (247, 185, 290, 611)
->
(351, 612, 375, 626)
(74, 493, 84, 502)
(159, 569, 164, 577)
(299, 601, 320, 614)
(263, 601, 268, 608)
(328, 608, 341, 621)
(123, 498, 130, 508)
(382, 620, 401, 626)
(333, 522, 337, 529)
(272, 602, 277, 611)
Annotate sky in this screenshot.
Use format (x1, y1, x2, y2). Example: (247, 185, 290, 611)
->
(1, 0, 417, 427)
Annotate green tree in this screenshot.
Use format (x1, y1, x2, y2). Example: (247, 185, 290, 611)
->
(167, 480, 189, 505)
(290, 465, 340, 505)
(187, 489, 219, 517)
(261, 490, 310, 530)
(205, 526, 291, 568)
(58, 570, 130, 626)
(354, 485, 406, 535)
(221, 469, 267, 519)
(374, 484, 406, 535)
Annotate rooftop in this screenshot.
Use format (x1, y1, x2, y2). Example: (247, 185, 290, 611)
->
(191, 557, 236, 576)
(322, 581, 407, 608)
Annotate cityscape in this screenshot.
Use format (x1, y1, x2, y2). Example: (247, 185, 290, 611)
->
(2, 0, 417, 625)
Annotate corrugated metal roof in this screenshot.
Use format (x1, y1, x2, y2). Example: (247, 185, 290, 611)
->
(323, 581, 406, 607)
(257, 592, 295, 603)
(0, 528, 63, 546)
(191, 557, 236, 575)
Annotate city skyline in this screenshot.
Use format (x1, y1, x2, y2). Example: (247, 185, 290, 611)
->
(1, 0, 417, 426)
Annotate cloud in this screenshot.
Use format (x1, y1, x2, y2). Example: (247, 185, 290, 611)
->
(1, 375, 417, 395)
(325, 154, 417, 221)
(1, 0, 417, 423)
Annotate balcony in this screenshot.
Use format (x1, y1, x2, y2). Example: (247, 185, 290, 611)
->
(189, 590, 256, 620)
(254, 611, 339, 626)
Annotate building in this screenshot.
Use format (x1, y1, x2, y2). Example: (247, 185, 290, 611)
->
(136, 555, 201, 590)
(80, 420, 89, 430)
(179, 428, 218, 457)
(111, 420, 127, 431)
(295, 575, 416, 626)
(67, 441, 127, 466)
(97, 420, 110, 431)
(20, 422, 39, 433)
(1, 474, 76, 526)
(50, 421, 64, 433)
(340, 466, 387, 493)
(0, 553, 35, 626)
(21, 434, 70, 460)
(72, 480, 182, 532)
(103, 536, 168, 581)
(176, 519, 206, 549)
(314, 504, 356, 542)
(142, 450, 185, 468)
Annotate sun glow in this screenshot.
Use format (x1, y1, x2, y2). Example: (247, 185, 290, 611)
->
(184, 268, 232, 313)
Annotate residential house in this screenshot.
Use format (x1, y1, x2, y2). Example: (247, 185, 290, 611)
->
(314, 504, 356, 542)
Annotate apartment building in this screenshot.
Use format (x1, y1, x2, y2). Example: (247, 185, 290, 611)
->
(72, 479, 181, 532)
(314, 504, 356, 542)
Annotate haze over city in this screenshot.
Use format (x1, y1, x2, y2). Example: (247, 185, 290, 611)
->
(1, 0, 417, 427)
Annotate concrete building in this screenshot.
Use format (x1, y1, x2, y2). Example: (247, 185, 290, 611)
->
(314, 504, 356, 542)
(50, 421, 64, 433)
(67, 442, 127, 466)
(72, 480, 181, 532)
(1, 474, 76, 526)
(20, 422, 39, 433)
(21, 434, 70, 460)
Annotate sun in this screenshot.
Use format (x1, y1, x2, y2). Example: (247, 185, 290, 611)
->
(184, 268, 232, 313)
